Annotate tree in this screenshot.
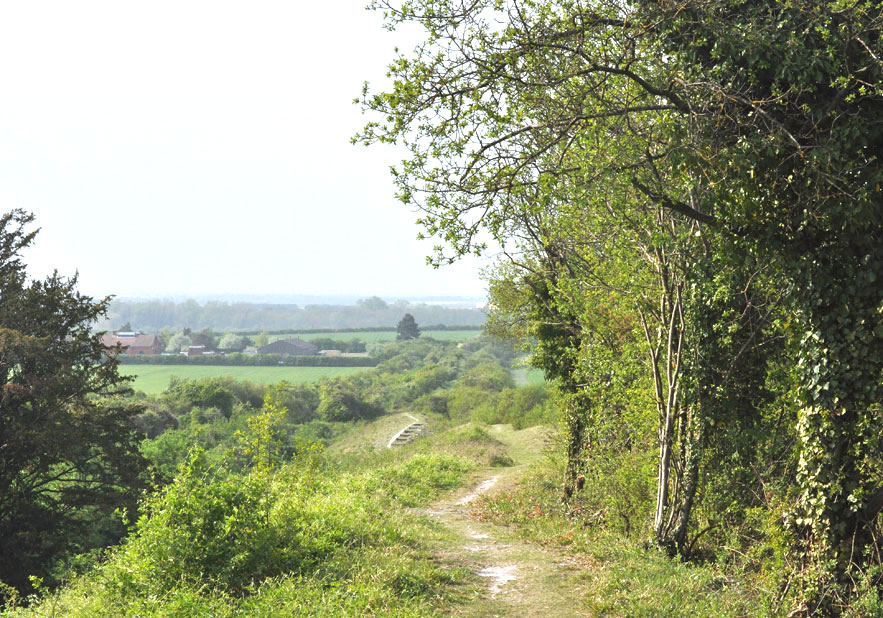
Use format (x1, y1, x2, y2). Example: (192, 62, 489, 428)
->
(165, 332, 192, 353)
(357, 296, 389, 311)
(0, 210, 147, 595)
(396, 313, 421, 340)
(254, 331, 270, 348)
(360, 0, 883, 609)
(191, 328, 217, 350)
(358, 0, 730, 555)
(638, 2, 883, 607)
(217, 332, 246, 352)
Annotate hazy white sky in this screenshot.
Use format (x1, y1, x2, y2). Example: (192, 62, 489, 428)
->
(0, 1, 488, 300)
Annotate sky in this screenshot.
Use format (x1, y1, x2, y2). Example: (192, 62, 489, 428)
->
(0, 1, 489, 302)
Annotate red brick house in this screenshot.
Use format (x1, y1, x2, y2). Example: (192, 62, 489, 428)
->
(101, 332, 163, 355)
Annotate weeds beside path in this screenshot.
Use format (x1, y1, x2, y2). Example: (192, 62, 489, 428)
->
(420, 425, 594, 617)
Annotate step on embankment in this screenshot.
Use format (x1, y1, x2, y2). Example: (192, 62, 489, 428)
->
(387, 420, 425, 448)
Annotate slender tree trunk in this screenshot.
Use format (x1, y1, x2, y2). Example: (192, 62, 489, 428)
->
(654, 404, 676, 542)
(563, 394, 589, 500)
(674, 410, 702, 555)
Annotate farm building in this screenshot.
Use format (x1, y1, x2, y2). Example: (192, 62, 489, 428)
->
(256, 338, 319, 356)
(101, 332, 163, 355)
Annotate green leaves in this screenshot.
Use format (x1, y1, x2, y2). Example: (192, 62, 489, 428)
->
(0, 210, 148, 596)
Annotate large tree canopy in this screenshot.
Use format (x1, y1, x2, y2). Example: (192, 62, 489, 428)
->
(0, 210, 147, 596)
(359, 0, 883, 612)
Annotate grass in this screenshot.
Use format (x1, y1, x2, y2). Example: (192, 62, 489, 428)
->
(510, 367, 546, 386)
(269, 329, 481, 344)
(472, 462, 777, 617)
(5, 448, 476, 618)
(121, 366, 368, 394)
(326, 413, 424, 454)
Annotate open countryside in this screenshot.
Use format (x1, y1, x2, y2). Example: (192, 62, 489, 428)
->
(3, 1, 883, 616)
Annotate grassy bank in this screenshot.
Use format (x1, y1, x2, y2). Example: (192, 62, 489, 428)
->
(3, 445, 475, 617)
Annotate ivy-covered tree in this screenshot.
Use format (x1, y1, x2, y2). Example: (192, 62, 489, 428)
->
(0, 210, 147, 596)
(359, 0, 883, 610)
(638, 2, 883, 608)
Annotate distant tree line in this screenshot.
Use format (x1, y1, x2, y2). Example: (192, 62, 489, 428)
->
(99, 297, 486, 332)
(234, 324, 483, 336)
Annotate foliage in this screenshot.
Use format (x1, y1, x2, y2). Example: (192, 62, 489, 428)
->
(4, 439, 472, 617)
(217, 332, 247, 351)
(236, 386, 293, 472)
(0, 210, 148, 595)
(162, 376, 236, 418)
(164, 332, 191, 353)
(307, 337, 367, 353)
(395, 313, 421, 341)
(359, 0, 883, 611)
(190, 328, 217, 351)
(316, 378, 384, 422)
(254, 331, 270, 348)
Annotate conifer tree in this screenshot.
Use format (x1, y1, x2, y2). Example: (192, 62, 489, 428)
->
(396, 313, 420, 340)
(0, 210, 147, 595)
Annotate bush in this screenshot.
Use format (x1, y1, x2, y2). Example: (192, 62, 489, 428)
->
(317, 381, 384, 422)
(114, 450, 280, 595)
(163, 378, 236, 418)
(494, 384, 556, 429)
(362, 453, 472, 507)
(444, 385, 499, 422)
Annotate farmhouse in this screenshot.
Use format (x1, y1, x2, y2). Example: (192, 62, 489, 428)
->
(256, 338, 319, 357)
(101, 332, 163, 355)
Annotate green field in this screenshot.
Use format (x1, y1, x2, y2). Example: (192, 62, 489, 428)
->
(121, 365, 369, 395)
(268, 329, 481, 344)
(511, 367, 547, 386)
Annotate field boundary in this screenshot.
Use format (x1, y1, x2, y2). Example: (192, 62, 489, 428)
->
(117, 354, 377, 367)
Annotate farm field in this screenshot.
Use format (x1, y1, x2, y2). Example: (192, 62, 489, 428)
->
(268, 328, 481, 344)
(121, 365, 369, 395)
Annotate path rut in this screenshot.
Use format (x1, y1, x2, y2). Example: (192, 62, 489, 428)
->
(418, 425, 594, 617)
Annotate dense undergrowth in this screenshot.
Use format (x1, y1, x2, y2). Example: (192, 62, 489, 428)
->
(472, 461, 773, 616)
(472, 456, 883, 617)
(3, 445, 474, 617)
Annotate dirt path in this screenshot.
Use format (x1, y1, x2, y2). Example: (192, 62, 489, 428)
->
(421, 425, 594, 617)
